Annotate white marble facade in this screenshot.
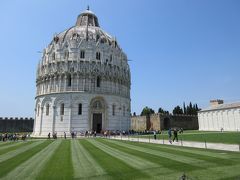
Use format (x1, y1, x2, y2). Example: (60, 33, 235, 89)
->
(33, 8, 131, 136)
(198, 102, 240, 131)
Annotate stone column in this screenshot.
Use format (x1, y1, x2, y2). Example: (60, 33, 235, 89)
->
(52, 105, 56, 134)
(53, 76, 56, 92)
(77, 73, 80, 91)
(233, 110, 236, 131)
(64, 74, 67, 91)
(49, 77, 52, 93)
(69, 103, 72, 133)
(71, 74, 73, 91)
(39, 106, 44, 136)
(83, 75, 86, 91)
(33, 108, 37, 135)
(59, 76, 62, 92)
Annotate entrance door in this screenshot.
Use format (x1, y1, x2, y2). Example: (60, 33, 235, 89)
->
(92, 113, 102, 133)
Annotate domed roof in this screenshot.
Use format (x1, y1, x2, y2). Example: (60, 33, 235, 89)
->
(52, 7, 119, 48)
(76, 7, 99, 27)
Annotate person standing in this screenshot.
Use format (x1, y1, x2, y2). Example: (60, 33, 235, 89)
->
(153, 131, 156, 140)
(168, 128, 172, 144)
(64, 132, 66, 139)
(173, 128, 178, 142)
(48, 132, 51, 139)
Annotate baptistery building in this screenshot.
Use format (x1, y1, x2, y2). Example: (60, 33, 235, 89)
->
(33, 8, 131, 136)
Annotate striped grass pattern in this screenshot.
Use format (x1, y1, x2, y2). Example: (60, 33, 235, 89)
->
(0, 138, 239, 179)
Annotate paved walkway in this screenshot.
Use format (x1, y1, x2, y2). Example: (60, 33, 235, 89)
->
(108, 136, 240, 152)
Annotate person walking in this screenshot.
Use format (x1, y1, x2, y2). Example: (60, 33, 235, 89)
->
(153, 131, 157, 140)
(173, 128, 178, 142)
(168, 128, 172, 144)
(48, 132, 51, 139)
(64, 132, 66, 139)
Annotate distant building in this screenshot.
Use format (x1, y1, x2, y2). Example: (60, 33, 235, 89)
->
(198, 100, 240, 131)
(33, 8, 131, 137)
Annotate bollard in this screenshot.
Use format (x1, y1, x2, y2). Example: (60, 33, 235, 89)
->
(162, 133, 164, 144)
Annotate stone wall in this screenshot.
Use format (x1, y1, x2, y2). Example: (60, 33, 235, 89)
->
(131, 115, 147, 131)
(131, 113, 198, 131)
(0, 117, 34, 132)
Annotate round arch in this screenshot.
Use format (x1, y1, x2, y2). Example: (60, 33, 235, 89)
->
(89, 96, 108, 132)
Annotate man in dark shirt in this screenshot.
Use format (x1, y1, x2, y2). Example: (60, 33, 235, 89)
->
(173, 128, 178, 142)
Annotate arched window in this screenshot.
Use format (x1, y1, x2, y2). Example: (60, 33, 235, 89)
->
(67, 74, 71, 87)
(96, 76, 101, 87)
(112, 104, 115, 116)
(64, 50, 69, 59)
(80, 50, 85, 59)
(46, 104, 50, 116)
(52, 52, 55, 60)
(96, 52, 101, 60)
(60, 103, 64, 115)
(78, 103, 82, 115)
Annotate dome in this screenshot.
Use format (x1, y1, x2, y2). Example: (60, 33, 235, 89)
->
(34, 8, 131, 137)
(51, 7, 118, 49)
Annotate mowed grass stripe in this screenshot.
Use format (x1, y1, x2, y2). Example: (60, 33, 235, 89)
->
(36, 140, 73, 179)
(81, 139, 150, 179)
(71, 140, 105, 179)
(0, 141, 34, 156)
(0, 142, 17, 148)
(99, 139, 200, 173)
(123, 140, 237, 166)
(88, 139, 158, 170)
(140, 139, 233, 160)
(0, 140, 45, 163)
(189, 164, 240, 180)
(103, 139, 213, 169)
(0, 140, 51, 178)
(2, 140, 61, 180)
(140, 142, 235, 166)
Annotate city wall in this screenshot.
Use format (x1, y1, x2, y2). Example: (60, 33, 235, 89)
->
(131, 113, 198, 131)
(0, 117, 34, 133)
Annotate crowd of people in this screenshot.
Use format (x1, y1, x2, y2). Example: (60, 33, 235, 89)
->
(0, 133, 29, 141)
(45, 128, 184, 142)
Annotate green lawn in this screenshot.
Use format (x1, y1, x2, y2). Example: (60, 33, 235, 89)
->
(0, 138, 239, 179)
(135, 131, 240, 144)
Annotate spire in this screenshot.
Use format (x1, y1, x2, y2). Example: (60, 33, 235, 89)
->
(87, 5, 90, 11)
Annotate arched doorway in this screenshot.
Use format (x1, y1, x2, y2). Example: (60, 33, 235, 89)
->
(89, 97, 107, 133)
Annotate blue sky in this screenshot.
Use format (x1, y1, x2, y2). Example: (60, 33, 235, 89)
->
(0, 0, 240, 117)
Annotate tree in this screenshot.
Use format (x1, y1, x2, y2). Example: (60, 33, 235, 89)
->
(183, 102, 186, 114)
(140, 106, 155, 116)
(172, 106, 183, 115)
(185, 102, 200, 115)
(158, 107, 169, 114)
